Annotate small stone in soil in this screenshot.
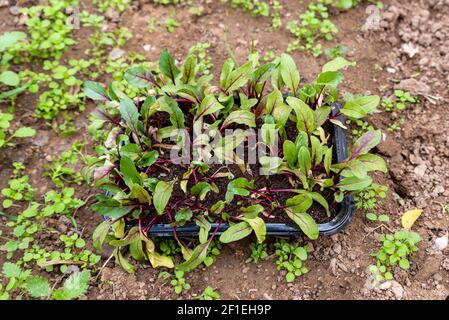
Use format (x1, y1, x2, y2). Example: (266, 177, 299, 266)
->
(414, 164, 427, 178)
(9, 6, 20, 15)
(332, 243, 342, 255)
(432, 234, 448, 251)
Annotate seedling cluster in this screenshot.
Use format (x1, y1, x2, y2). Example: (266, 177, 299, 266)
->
(0, 0, 421, 301)
(84, 48, 385, 274)
(370, 230, 421, 283)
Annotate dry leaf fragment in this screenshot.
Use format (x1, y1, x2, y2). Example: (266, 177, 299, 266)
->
(401, 209, 422, 230)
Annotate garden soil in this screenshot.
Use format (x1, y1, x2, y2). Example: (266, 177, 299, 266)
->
(0, 0, 448, 300)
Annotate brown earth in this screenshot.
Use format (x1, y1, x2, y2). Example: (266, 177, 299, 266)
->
(1, 0, 449, 300)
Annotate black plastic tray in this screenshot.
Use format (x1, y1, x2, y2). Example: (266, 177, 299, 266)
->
(105, 102, 355, 238)
(147, 102, 354, 237)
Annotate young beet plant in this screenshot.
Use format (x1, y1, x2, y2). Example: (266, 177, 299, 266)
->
(84, 49, 386, 272)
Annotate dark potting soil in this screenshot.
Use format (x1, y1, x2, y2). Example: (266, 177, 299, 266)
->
(142, 160, 337, 226)
(121, 100, 341, 227)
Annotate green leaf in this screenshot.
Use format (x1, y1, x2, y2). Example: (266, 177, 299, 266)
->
(191, 182, 212, 201)
(75, 238, 86, 248)
(195, 95, 224, 120)
(286, 97, 316, 133)
(119, 97, 140, 136)
(280, 53, 300, 94)
(315, 106, 331, 127)
(142, 236, 174, 269)
(222, 61, 252, 93)
(322, 57, 356, 72)
(384, 272, 393, 280)
(341, 95, 380, 119)
(306, 192, 330, 216)
(252, 63, 274, 86)
(219, 222, 253, 243)
(12, 127, 36, 138)
(297, 146, 312, 176)
(159, 48, 180, 84)
(286, 194, 313, 213)
(315, 71, 344, 88)
(219, 58, 234, 87)
(265, 88, 284, 115)
(109, 227, 140, 247)
(272, 103, 292, 128)
(221, 110, 256, 129)
(310, 136, 323, 166)
(129, 238, 146, 261)
(259, 156, 283, 175)
(175, 208, 193, 225)
(195, 216, 211, 244)
(153, 180, 175, 214)
(324, 146, 333, 175)
(181, 55, 197, 84)
(349, 130, 382, 160)
(0, 71, 20, 86)
(283, 140, 298, 168)
(0, 85, 28, 101)
(83, 81, 109, 101)
(240, 217, 266, 243)
(60, 271, 90, 300)
(337, 176, 373, 191)
(92, 199, 136, 219)
(240, 205, 264, 218)
(357, 154, 387, 173)
(92, 221, 110, 252)
(26, 276, 51, 298)
(120, 156, 142, 187)
(121, 143, 141, 161)
(294, 247, 308, 261)
(366, 213, 378, 221)
(378, 214, 390, 222)
(124, 67, 154, 88)
(286, 272, 295, 283)
(22, 203, 39, 218)
(130, 184, 152, 204)
(284, 209, 319, 240)
(2, 262, 21, 278)
(137, 151, 159, 168)
(0, 31, 26, 52)
(342, 159, 368, 178)
(2, 199, 13, 209)
(399, 258, 410, 270)
(177, 242, 211, 272)
(113, 248, 135, 274)
(225, 178, 254, 203)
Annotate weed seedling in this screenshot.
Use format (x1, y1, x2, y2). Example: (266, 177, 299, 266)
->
(165, 17, 180, 33)
(93, 0, 130, 12)
(325, 44, 349, 60)
(350, 119, 374, 141)
(12, 162, 26, 175)
(287, 3, 338, 56)
(365, 213, 390, 223)
(170, 270, 191, 294)
(370, 230, 421, 282)
(354, 183, 388, 210)
(41, 188, 85, 217)
(246, 242, 268, 263)
(274, 240, 311, 282)
(195, 286, 221, 300)
(147, 17, 156, 33)
(0, 113, 36, 149)
(1, 175, 35, 209)
(382, 90, 417, 112)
